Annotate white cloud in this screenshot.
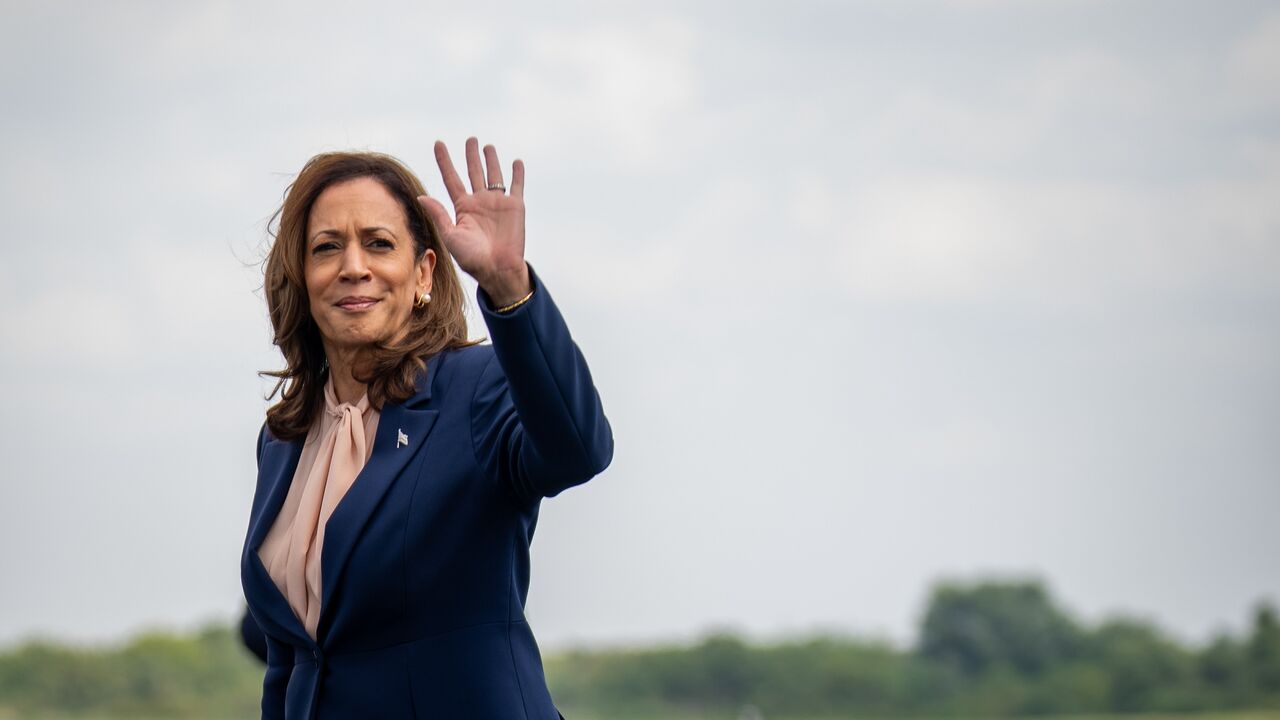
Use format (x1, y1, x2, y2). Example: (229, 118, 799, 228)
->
(2, 288, 139, 363)
(1227, 11, 1280, 110)
(501, 18, 700, 170)
(1027, 48, 1161, 119)
(804, 173, 1280, 305)
(938, 0, 1105, 8)
(836, 176, 1024, 301)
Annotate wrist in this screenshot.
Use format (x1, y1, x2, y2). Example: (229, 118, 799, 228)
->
(479, 263, 532, 308)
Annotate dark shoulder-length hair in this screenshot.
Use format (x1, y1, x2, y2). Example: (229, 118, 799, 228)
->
(260, 151, 476, 441)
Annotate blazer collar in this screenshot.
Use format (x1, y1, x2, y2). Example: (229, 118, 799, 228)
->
(246, 356, 442, 646)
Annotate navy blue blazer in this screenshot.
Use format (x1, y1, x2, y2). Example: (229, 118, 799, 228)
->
(240, 268, 613, 719)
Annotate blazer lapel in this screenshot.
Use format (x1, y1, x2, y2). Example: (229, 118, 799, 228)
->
(243, 435, 312, 645)
(247, 437, 304, 551)
(318, 366, 440, 634)
(245, 547, 313, 648)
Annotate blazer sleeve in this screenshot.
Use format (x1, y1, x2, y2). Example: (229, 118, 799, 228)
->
(239, 608, 269, 663)
(470, 264, 614, 503)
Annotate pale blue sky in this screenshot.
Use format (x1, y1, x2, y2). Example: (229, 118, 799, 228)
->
(1, 0, 1277, 649)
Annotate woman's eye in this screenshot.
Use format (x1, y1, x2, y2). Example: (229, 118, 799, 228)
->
(312, 242, 338, 254)
(369, 238, 394, 249)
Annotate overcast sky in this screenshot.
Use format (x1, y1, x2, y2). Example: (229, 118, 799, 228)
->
(1, 0, 1277, 651)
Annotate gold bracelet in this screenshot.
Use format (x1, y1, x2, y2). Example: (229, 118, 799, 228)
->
(494, 288, 535, 314)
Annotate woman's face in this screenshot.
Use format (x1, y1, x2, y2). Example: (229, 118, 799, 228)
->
(304, 176, 435, 354)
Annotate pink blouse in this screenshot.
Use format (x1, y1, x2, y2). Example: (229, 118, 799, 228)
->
(258, 377, 380, 640)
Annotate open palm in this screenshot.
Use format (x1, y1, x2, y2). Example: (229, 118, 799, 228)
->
(417, 138, 531, 306)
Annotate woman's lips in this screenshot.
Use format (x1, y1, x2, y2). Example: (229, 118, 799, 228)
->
(336, 298, 379, 311)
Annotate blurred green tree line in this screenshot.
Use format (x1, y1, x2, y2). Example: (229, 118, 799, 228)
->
(2, 579, 1278, 718)
(0, 624, 261, 718)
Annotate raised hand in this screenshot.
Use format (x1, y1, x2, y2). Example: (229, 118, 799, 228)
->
(417, 137, 531, 307)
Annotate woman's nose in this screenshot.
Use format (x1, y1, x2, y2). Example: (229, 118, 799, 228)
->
(338, 243, 371, 281)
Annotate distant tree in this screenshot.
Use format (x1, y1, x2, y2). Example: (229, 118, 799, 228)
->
(0, 624, 261, 718)
(752, 637, 903, 716)
(917, 579, 1085, 677)
(691, 632, 758, 707)
(1021, 662, 1110, 715)
(0, 641, 122, 713)
(1088, 617, 1194, 712)
(1248, 602, 1280, 695)
(1198, 632, 1250, 705)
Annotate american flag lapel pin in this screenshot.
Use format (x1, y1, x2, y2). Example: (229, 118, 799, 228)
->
(397, 429, 409, 448)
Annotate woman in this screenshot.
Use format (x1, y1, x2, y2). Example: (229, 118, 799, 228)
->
(240, 138, 613, 719)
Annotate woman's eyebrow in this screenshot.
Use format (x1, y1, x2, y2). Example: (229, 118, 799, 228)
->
(310, 225, 399, 242)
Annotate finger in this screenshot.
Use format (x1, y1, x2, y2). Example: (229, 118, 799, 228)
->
(464, 137, 486, 194)
(434, 141, 467, 205)
(416, 194, 455, 234)
(483, 144, 505, 191)
(510, 159, 525, 199)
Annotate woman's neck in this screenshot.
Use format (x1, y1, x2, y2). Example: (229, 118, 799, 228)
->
(324, 346, 368, 405)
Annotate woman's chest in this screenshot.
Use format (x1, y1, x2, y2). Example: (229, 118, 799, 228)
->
(312, 430, 529, 648)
